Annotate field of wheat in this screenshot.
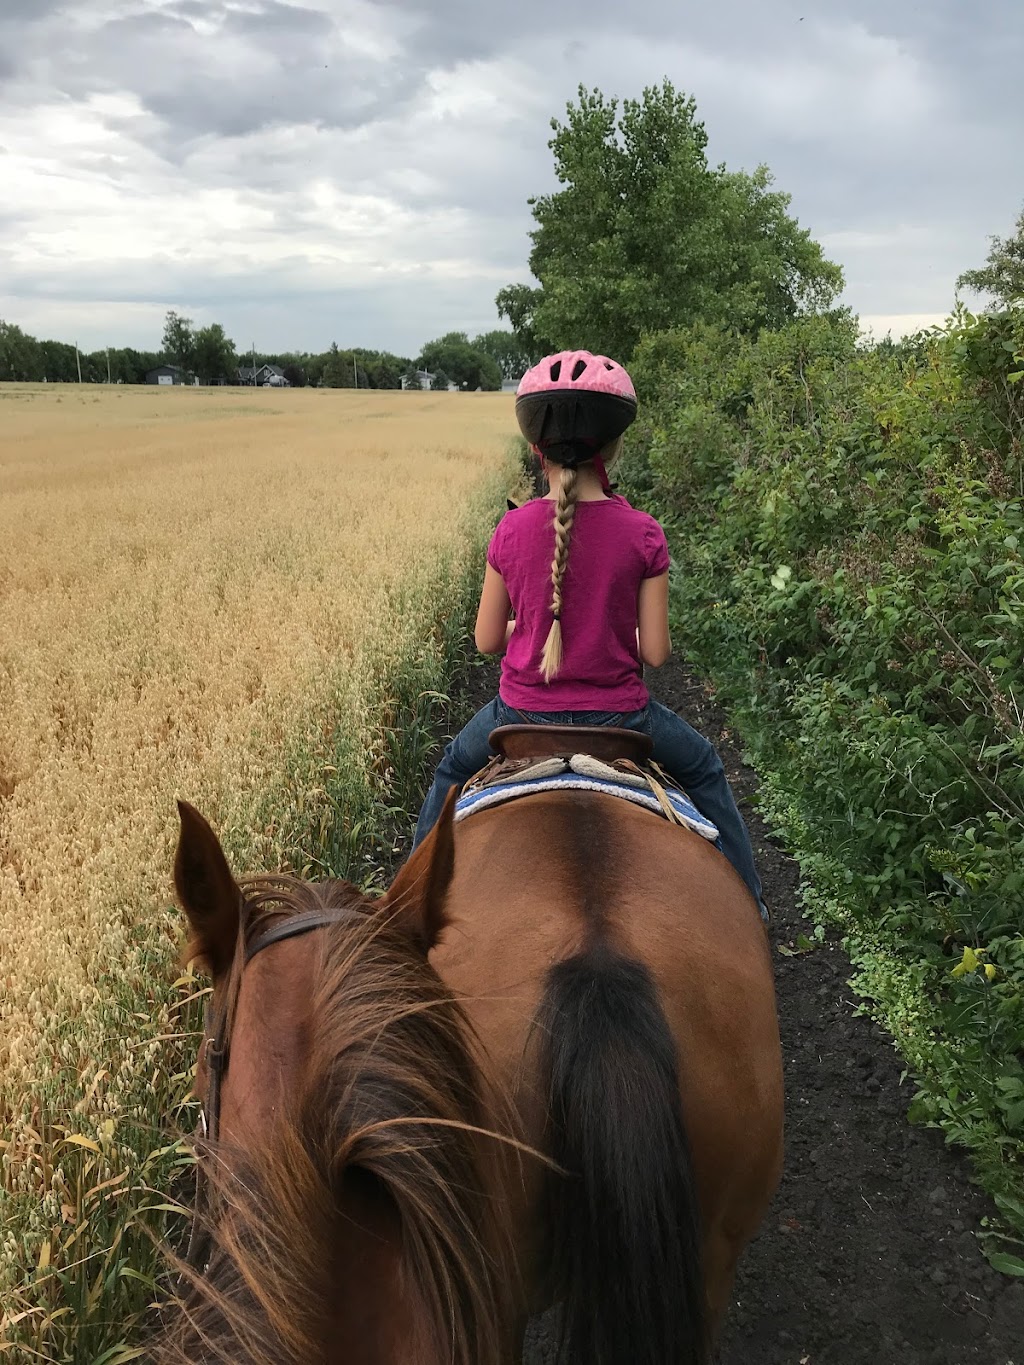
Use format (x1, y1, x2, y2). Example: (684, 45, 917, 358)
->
(0, 382, 515, 1360)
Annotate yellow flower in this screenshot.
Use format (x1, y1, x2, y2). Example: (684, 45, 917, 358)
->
(950, 945, 979, 978)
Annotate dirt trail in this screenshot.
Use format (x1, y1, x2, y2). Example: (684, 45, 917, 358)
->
(427, 656, 1024, 1364)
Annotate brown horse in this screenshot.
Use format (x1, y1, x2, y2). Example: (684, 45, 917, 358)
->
(156, 798, 518, 1365)
(405, 784, 785, 1364)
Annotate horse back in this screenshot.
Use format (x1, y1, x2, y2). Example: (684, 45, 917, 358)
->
(437, 791, 783, 1210)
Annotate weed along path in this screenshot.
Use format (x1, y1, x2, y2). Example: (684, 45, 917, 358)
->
(429, 656, 1024, 1365)
(650, 664, 1024, 1365)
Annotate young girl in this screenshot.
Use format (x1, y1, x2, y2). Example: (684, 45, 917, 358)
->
(413, 350, 766, 919)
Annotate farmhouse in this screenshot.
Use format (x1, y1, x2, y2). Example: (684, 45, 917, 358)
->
(239, 363, 290, 387)
(401, 369, 458, 392)
(145, 365, 190, 386)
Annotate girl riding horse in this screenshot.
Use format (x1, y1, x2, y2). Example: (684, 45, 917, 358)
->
(413, 350, 767, 922)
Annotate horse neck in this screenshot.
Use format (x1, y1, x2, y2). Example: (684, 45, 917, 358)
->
(217, 950, 445, 1365)
(239, 919, 513, 1365)
(322, 1171, 438, 1365)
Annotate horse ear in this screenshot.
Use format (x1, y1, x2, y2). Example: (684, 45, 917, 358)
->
(174, 800, 241, 978)
(382, 787, 457, 952)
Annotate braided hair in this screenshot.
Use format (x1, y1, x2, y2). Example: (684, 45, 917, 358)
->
(538, 436, 623, 683)
(539, 465, 578, 682)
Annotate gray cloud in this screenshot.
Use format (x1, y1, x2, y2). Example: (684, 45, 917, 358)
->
(1, 0, 1022, 354)
(42, 4, 417, 147)
(0, 0, 67, 17)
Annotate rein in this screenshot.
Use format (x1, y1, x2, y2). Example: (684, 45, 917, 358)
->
(183, 896, 363, 1275)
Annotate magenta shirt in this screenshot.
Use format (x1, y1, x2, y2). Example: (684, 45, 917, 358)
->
(486, 493, 670, 712)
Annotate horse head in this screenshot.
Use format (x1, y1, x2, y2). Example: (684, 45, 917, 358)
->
(159, 792, 515, 1365)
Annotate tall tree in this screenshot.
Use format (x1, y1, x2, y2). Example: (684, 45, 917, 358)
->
(473, 329, 532, 381)
(492, 285, 546, 358)
(497, 81, 843, 359)
(192, 323, 237, 384)
(38, 337, 78, 382)
(322, 342, 347, 388)
(417, 332, 502, 391)
(161, 310, 196, 371)
(958, 205, 1024, 307)
(0, 320, 41, 381)
(367, 354, 405, 389)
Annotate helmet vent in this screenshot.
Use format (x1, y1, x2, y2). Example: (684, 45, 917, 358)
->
(604, 360, 614, 369)
(571, 358, 587, 380)
(549, 359, 562, 381)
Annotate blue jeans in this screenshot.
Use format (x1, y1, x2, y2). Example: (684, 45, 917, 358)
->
(413, 698, 766, 917)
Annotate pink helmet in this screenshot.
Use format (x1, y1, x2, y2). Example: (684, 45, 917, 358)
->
(515, 350, 637, 465)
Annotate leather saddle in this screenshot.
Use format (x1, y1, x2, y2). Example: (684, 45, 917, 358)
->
(489, 724, 653, 766)
(471, 725, 699, 836)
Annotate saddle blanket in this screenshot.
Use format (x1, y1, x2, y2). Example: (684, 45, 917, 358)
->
(455, 756, 720, 843)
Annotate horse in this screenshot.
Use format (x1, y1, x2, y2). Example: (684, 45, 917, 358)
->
(405, 765, 785, 1364)
(155, 798, 519, 1365)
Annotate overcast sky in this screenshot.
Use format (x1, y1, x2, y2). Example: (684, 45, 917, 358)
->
(1, 0, 1022, 358)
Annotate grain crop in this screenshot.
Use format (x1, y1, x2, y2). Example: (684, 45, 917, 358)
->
(0, 382, 515, 1360)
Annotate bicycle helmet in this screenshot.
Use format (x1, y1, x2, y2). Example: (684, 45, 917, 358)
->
(515, 350, 637, 467)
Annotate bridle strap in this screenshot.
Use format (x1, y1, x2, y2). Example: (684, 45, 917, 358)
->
(245, 905, 362, 963)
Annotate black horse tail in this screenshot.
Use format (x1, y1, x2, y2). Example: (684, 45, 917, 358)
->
(537, 948, 707, 1365)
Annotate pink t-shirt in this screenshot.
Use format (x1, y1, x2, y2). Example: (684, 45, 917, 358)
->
(486, 493, 670, 712)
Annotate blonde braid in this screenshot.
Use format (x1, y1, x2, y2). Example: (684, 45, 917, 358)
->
(540, 465, 579, 682)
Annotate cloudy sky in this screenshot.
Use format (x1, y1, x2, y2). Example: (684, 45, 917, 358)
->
(1, 0, 1021, 358)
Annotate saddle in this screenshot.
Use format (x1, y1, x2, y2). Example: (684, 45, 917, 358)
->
(490, 724, 653, 765)
(454, 724, 719, 841)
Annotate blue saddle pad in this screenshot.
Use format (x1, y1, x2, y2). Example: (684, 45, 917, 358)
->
(454, 770, 720, 843)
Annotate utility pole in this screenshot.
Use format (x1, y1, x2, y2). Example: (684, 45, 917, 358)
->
(251, 342, 256, 386)
(106, 348, 111, 385)
(75, 343, 82, 384)
(353, 353, 358, 389)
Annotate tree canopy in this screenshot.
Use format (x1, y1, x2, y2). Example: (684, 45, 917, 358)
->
(957, 205, 1024, 307)
(472, 329, 532, 381)
(497, 80, 844, 360)
(192, 322, 237, 383)
(161, 311, 196, 371)
(417, 332, 502, 390)
(0, 319, 162, 383)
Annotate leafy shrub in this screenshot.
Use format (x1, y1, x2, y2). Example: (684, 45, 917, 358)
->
(625, 308, 1024, 1217)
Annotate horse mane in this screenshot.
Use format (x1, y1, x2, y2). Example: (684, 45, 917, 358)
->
(156, 876, 512, 1365)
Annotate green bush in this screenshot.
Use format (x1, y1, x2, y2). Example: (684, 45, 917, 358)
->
(625, 308, 1024, 1227)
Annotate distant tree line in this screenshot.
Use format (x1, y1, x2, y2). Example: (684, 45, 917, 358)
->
(0, 310, 532, 390)
(0, 320, 163, 384)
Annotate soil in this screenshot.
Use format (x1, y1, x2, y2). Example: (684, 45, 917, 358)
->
(422, 654, 1024, 1365)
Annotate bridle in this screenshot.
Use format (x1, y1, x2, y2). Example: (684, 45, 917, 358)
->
(183, 895, 363, 1275)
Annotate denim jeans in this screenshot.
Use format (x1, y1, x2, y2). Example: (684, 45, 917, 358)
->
(412, 697, 766, 917)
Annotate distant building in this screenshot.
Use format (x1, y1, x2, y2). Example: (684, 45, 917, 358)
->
(146, 364, 189, 386)
(238, 363, 289, 387)
(402, 368, 457, 392)
(402, 368, 434, 390)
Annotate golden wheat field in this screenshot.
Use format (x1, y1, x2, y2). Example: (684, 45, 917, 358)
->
(0, 382, 515, 1360)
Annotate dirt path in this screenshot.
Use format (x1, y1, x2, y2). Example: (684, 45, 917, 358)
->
(427, 656, 1024, 1364)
